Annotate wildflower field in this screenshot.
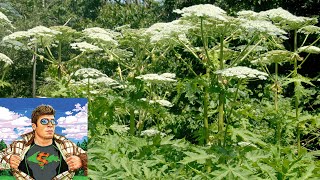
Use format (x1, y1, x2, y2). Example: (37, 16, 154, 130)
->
(1, 1, 320, 179)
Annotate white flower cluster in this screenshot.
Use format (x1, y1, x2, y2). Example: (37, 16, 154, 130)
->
(144, 20, 191, 43)
(140, 129, 166, 137)
(237, 141, 257, 148)
(28, 26, 61, 36)
(0, 39, 28, 51)
(236, 45, 267, 52)
(0, 53, 13, 65)
(70, 42, 102, 52)
(2, 31, 32, 41)
(160, 73, 176, 79)
(215, 66, 268, 80)
(140, 98, 174, 107)
(109, 124, 129, 134)
(136, 73, 177, 82)
(83, 27, 118, 45)
(74, 68, 105, 78)
(259, 8, 315, 28)
(0, 11, 11, 24)
(298, 46, 320, 54)
(72, 68, 118, 86)
(240, 19, 287, 39)
(237, 10, 260, 19)
(174, 4, 227, 21)
(298, 25, 320, 34)
(76, 77, 117, 86)
(3, 26, 61, 42)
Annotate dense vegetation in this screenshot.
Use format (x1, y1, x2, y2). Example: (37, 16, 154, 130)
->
(0, 0, 319, 179)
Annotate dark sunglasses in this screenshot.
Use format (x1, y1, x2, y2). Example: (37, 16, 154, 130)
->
(40, 118, 57, 125)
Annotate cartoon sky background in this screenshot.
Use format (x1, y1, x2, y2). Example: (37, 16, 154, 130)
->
(0, 98, 88, 145)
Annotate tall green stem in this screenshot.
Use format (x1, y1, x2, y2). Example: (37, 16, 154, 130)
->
(200, 18, 210, 145)
(130, 108, 135, 135)
(293, 30, 300, 154)
(32, 45, 37, 98)
(200, 17, 211, 173)
(58, 41, 62, 79)
(218, 33, 225, 145)
(275, 63, 281, 147)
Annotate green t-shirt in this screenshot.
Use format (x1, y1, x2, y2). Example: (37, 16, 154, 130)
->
(25, 143, 62, 180)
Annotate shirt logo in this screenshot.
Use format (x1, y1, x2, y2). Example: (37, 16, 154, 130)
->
(27, 151, 60, 169)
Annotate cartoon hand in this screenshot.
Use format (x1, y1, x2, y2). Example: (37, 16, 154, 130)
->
(66, 155, 82, 171)
(9, 155, 21, 169)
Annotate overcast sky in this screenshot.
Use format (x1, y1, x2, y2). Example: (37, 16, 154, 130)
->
(0, 98, 88, 145)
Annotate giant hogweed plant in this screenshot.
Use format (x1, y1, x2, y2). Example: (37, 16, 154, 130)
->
(241, 8, 320, 153)
(0, 11, 14, 89)
(1, 25, 106, 97)
(145, 4, 288, 147)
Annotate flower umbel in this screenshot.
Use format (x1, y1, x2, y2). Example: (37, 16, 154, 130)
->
(0, 11, 11, 24)
(298, 46, 320, 54)
(0, 53, 13, 65)
(83, 27, 119, 45)
(144, 20, 191, 43)
(215, 66, 268, 80)
(70, 42, 102, 52)
(174, 4, 227, 21)
(140, 98, 173, 108)
(135, 73, 177, 82)
(141, 129, 166, 137)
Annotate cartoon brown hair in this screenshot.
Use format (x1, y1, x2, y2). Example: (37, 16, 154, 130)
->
(31, 104, 55, 125)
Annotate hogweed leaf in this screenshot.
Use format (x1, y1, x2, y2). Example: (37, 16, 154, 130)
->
(211, 165, 253, 180)
(179, 147, 215, 165)
(282, 75, 314, 87)
(231, 128, 267, 147)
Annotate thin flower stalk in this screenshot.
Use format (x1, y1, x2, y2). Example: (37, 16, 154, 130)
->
(201, 17, 210, 145)
(32, 45, 37, 97)
(218, 31, 225, 146)
(293, 30, 301, 154)
(130, 108, 135, 135)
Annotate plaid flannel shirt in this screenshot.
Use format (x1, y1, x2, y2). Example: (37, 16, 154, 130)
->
(0, 131, 87, 180)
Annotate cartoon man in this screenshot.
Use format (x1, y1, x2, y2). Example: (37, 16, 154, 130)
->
(0, 104, 87, 179)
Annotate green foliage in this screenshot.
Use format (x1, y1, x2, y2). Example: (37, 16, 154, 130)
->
(0, 139, 7, 150)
